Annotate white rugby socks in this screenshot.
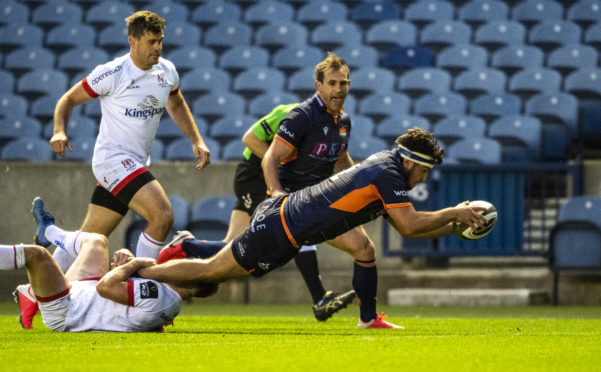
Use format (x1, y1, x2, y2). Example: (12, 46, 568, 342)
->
(0, 244, 26, 270)
(135, 232, 164, 259)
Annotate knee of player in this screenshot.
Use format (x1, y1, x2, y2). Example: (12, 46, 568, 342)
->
(148, 209, 174, 232)
(24, 244, 52, 263)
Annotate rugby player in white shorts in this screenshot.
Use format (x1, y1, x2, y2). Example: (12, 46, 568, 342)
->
(2, 215, 217, 332)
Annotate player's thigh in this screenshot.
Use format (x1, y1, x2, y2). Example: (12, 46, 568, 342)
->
(224, 209, 251, 242)
(65, 233, 109, 281)
(24, 245, 69, 298)
(79, 203, 124, 235)
(327, 225, 375, 260)
(128, 180, 172, 223)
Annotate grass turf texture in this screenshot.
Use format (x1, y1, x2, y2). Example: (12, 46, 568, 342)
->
(1, 302, 600, 371)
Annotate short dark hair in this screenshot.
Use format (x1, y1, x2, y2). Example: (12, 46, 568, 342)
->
(314, 52, 350, 83)
(395, 127, 445, 165)
(125, 10, 165, 39)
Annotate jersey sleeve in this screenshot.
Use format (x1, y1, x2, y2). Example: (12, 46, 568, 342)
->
(373, 168, 412, 209)
(251, 103, 297, 142)
(275, 107, 308, 149)
(82, 62, 120, 98)
(163, 58, 180, 95)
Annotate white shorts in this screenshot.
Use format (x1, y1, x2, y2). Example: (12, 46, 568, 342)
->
(92, 152, 147, 194)
(38, 291, 71, 332)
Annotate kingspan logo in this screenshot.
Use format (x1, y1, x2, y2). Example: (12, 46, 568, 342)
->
(124, 95, 164, 119)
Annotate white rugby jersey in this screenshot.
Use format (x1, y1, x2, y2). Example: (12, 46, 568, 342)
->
(82, 53, 180, 165)
(63, 278, 183, 332)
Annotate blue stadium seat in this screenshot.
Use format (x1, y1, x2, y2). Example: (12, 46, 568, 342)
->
(150, 138, 164, 163)
(584, 22, 601, 48)
(343, 94, 357, 115)
(350, 68, 396, 97)
(508, 67, 562, 97)
(272, 46, 323, 74)
(436, 44, 488, 75)
(311, 21, 362, 50)
(155, 117, 185, 143)
(1, 137, 52, 162)
(60, 135, 95, 162)
(458, 0, 509, 25)
(0, 23, 43, 50)
(210, 115, 255, 140)
(163, 23, 201, 52)
(433, 115, 487, 146)
(297, 1, 348, 27)
(526, 92, 579, 139)
(146, 1, 189, 24)
(167, 46, 216, 72)
(469, 92, 522, 121)
(358, 93, 411, 121)
(287, 67, 316, 98)
(398, 67, 451, 98)
(32, 1, 83, 27)
(248, 91, 298, 117)
(0, 115, 41, 146)
(43, 115, 96, 139)
(180, 67, 231, 96)
(0, 93, 27, 117)
(350, 1, 401, 26)
(166, 137, 221, 161)
(379, 46, 435, 72)
(5, 47, 56, 71)
(244, 1, 294, 26)
(82, 97, 100, 118)
(193, 93, 245, 123)
(350, 115, 375, 138)
(474, 20, 526, 50)
(568, 0, 601, 27)
(86, 2, 134, 27)
(405, 0, 454, 26)
(46, 23, 96, 50)
(453, 68, 507, 97)
(333, 45, 378, 69)
(448, 137, 502, 164)
(489, 115, 542, 161)
(414, 92, 467, 121)
(491, 45, 544, 75)
(365, 20, 417, 52)
(547, 44, 598, 75)
(255, 22, 307, 52)
(0, 70, 15, 94)
(233, 67, 285, 98)
(512, 0, 564, 27)
(191, 1, 241, 28)
(188, 195, 236, 240)
(97, 24, 129, 53)
(17, 69, 68, 98)
(204, 21, 252, 52)
(0, 1, 29, 24)
(219, 45, 269, 73)
(349, 136, 389, 161)
(420, 21, 472, 51)
(529, 20, 582, 51)
(221, 139, 246, 160)
(376, 115, 431, 144)
(564, 68, 601, 98)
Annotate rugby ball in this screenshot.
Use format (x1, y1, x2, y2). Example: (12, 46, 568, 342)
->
(452, 200, 498, 240)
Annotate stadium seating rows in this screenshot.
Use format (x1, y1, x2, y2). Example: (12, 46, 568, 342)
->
(1, 0, 601, 163)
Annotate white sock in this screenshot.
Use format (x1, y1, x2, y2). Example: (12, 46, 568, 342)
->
(135, 232, 164, 259)
(52, 247, 76, 272)
(45, 225, 87, 258)
(0, 244, 26, 270)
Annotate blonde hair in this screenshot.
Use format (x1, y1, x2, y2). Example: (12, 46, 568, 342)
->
(314, 52, 350, 83)
(125, 10, 165, 38)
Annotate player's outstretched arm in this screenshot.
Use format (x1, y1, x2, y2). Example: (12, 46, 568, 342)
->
(51, 82, 93, 158)
(166, 90, 210, 169)
(96, 257, 156, 305)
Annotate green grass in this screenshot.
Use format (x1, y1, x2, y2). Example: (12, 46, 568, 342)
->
(1, 302, 600, 371)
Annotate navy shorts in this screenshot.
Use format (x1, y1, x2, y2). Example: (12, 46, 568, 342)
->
(230, 197, 298, 277)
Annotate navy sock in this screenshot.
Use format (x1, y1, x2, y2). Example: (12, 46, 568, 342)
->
(294, 251, 326, 304)
(182, 239, 227, 259)
(352, 259, 377, 323)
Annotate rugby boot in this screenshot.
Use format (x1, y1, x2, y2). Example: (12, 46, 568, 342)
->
(312, 290, 356, 321)
(157, 230, 195, 264)
(31, 197, 54, 248)
(13, 284, 38, 329)
(357, 312, 404, 329)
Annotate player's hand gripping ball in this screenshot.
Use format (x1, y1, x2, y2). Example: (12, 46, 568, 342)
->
(452, 200, 498, 240)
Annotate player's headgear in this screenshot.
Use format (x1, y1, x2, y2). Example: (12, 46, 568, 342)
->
(397, 145, 436, 169)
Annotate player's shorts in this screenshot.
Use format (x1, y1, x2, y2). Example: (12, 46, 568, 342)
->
(232, 160, 268, 214)
(230, 196, 298, 277)
(91, 153, 155, 215)
(37, 287, 73, 332)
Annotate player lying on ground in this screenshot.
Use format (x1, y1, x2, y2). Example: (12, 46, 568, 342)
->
(141, 128, 488, 329)
(4, 230, 216, 332)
